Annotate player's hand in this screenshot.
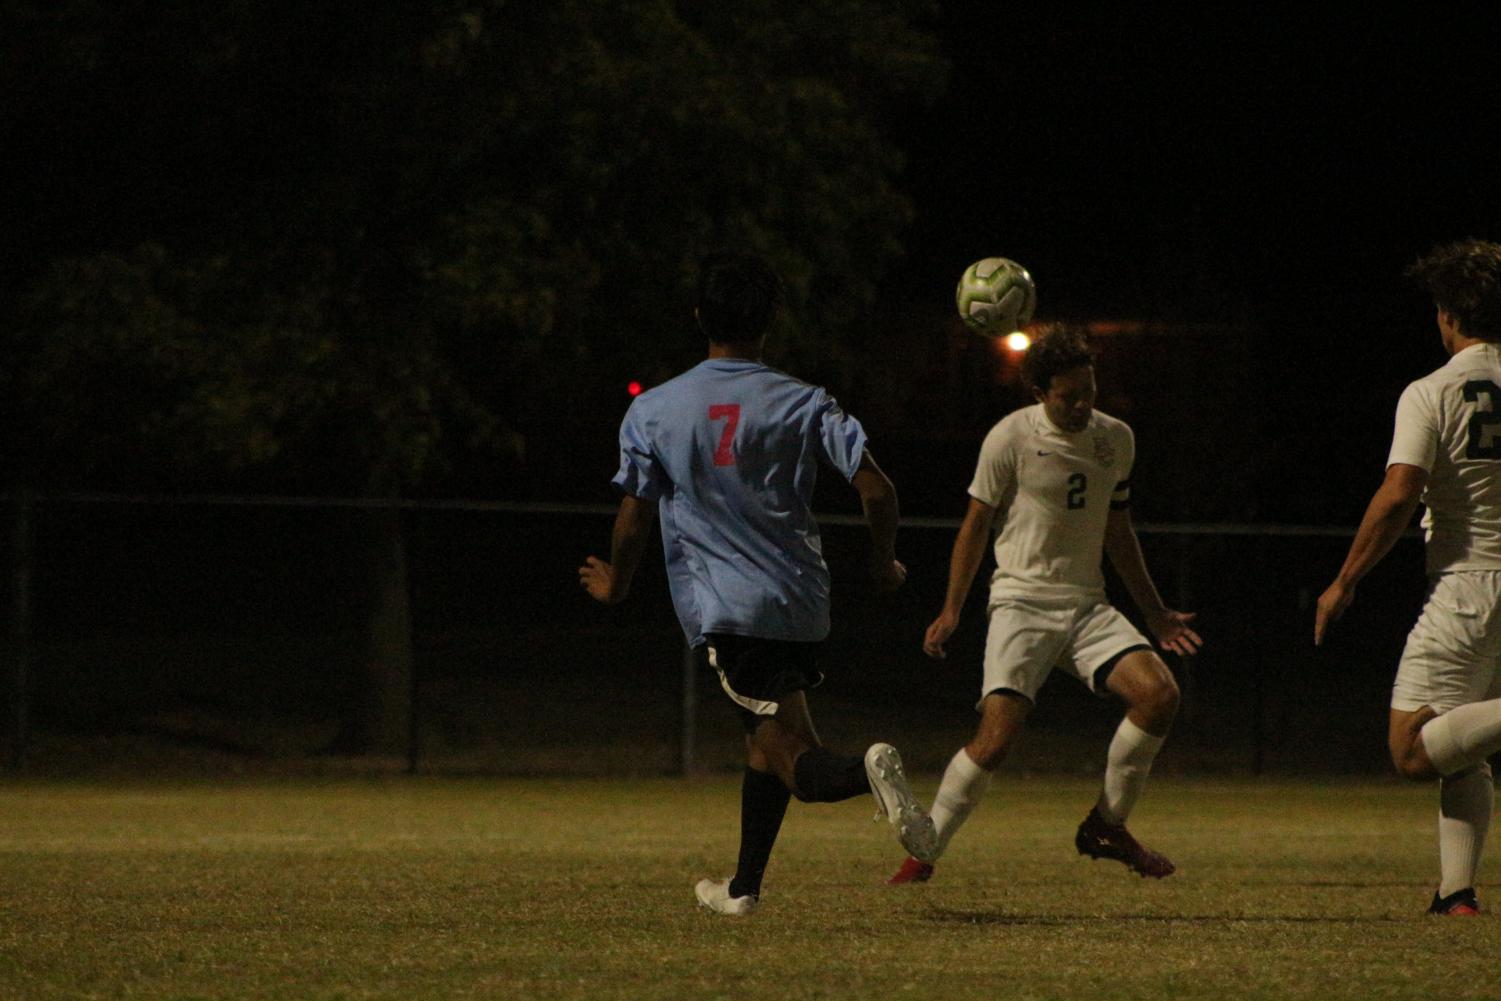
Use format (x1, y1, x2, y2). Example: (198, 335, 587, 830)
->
(1314, 580, 1353, 646)
(578, 556, 625, 604)
(870, 557, 907, 593)
(923, 611, 960, 659)
(1147, 609, 1202, 657)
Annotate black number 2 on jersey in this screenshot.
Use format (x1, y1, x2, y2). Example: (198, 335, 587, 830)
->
(1464, 380, 1501, 459)
(1067, 472, 1087, 509)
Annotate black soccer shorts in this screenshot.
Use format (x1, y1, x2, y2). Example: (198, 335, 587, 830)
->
(703, 633, 826, 733)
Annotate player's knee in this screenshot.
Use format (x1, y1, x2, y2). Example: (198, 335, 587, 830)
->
(1155, 675, 1182, 718)
(749, 725, 807, 787)
(1388, 736, 1437, 781)
(967, 744, 1009, 771)
(966, 731, 1015, 771)
(1391, 754, 1434, 781)
(1134, 674, 1179, 727)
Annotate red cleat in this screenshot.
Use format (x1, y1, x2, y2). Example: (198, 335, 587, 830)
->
(886, 856, 934, 885)
(1428, 888, 1481, 915)
(1074, 807, 1175, 878)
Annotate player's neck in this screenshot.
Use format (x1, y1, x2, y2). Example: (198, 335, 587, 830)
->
(1448, 333, 1492, 356)
(707, 341, 764, 361)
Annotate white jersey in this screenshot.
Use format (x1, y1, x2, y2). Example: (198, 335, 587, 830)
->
(969, 404, 1134, 603)
(1388, 342, 1501, 575)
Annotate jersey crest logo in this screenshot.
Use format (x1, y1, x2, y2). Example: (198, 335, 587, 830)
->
(1092, 435, 1115, 466)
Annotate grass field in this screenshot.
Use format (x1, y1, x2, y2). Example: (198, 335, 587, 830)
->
(0, 774, 1491, 1001)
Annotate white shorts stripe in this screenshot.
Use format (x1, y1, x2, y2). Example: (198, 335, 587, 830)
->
(707, 646, 780, 718)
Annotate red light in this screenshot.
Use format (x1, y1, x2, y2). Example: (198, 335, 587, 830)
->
(627, 380, 643, 397)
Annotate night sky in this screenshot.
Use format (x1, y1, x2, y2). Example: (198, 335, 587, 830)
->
(901, 9, 1501, 329)
(869, 8, 1501, 521)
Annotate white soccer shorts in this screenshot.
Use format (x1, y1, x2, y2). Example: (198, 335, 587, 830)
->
(980, 597, 1151, 705)
(1392, 571, 1501, 714)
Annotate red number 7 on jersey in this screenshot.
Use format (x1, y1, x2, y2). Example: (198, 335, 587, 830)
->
(709, 404, 741, 466)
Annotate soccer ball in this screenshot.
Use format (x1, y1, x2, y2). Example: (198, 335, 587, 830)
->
(955, 257, 1036, 335)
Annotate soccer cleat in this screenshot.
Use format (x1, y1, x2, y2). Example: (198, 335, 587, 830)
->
(694, 878, 758, 916)
(1074, 807, 1176, 878)
(864, 743, 939, 863)
(1428, 887, 1481, 916)
(886, 856, 935, 885)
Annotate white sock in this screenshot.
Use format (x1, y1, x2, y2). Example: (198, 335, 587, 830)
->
(1428, 762, 1488, 894)
(1421, 699, 1501, 775)
(930, 748, 992, 860)
(1439, 763, 1493, 898)
(1095, 717, 1166, 826)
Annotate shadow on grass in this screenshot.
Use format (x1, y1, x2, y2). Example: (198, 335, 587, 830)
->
(925, 908, 1408, 925)
(1274, 879, 1430, 888)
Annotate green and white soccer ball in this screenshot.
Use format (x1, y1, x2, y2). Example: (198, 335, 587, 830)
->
(955, 257, 1036, 335)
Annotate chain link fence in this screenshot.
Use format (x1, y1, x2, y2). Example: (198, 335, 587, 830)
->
(0, 494, 1424, 776)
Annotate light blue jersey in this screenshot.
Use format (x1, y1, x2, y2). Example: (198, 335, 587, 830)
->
(612, 358, 868, 646)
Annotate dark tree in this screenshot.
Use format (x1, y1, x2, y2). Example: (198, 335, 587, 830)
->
(1, 0, 946, 752)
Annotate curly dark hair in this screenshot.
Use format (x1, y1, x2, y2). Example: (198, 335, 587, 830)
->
(1406, 239, 1501, 342)
(695, 252, 784, 344)
(1021, 324, 1095, 395)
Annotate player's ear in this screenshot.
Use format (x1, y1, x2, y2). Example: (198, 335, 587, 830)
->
(1436, 309, 1463, 349)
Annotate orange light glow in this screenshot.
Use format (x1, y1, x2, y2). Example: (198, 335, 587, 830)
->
(1003, 332, 1031, 352)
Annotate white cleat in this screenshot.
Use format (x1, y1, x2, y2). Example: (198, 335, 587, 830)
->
(864, 743, 939, 863)
(694, 878, 758, 916)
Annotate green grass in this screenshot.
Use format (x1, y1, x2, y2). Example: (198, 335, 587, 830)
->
(0, 775, 1490, 1000)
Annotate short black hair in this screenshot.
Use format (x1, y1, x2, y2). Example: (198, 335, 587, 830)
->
(695, 253, 783, 343)
(1407, 239, 1501, 342)
(1021, 324, 1095, 395)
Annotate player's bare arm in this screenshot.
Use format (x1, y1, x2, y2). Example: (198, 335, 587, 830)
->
(1103, 506, 1202, 657)
(1314, 463, 1427, 645)
(851, 451, 907, 592)
(923, 496, 996, 659)
(579, 493, 656, 604)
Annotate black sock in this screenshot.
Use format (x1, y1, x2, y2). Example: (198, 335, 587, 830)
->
(729, 768, 791, 900)
(792, 746, 871, 803)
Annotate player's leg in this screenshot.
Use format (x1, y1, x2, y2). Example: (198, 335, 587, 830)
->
(1399, 707, 1493, 915)
(1098, 648, 1179, 826)
(1385, 707, 1488, 913)
(703, 634, 848, 799)
(1386, 572, 1501, 913)
(887, 692, 1029, 885)
(1390, 573, 1501, 779)
(731, 670, 933, 848)
(941, 691, 1030, 844)
(890, 599, 1060, 884)
(696, 635, 811, 914)
(1392, 706, 1497, 915)
(1399, 701, 1501, 778)
(705, 713, 798, 909)
(1388, 706, 1440, 778)
(1434, 762, 1491, 914)
(746, 690, 934, 860)
(749, 690, 868, 801)
(1063, 602, 1179, 878)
